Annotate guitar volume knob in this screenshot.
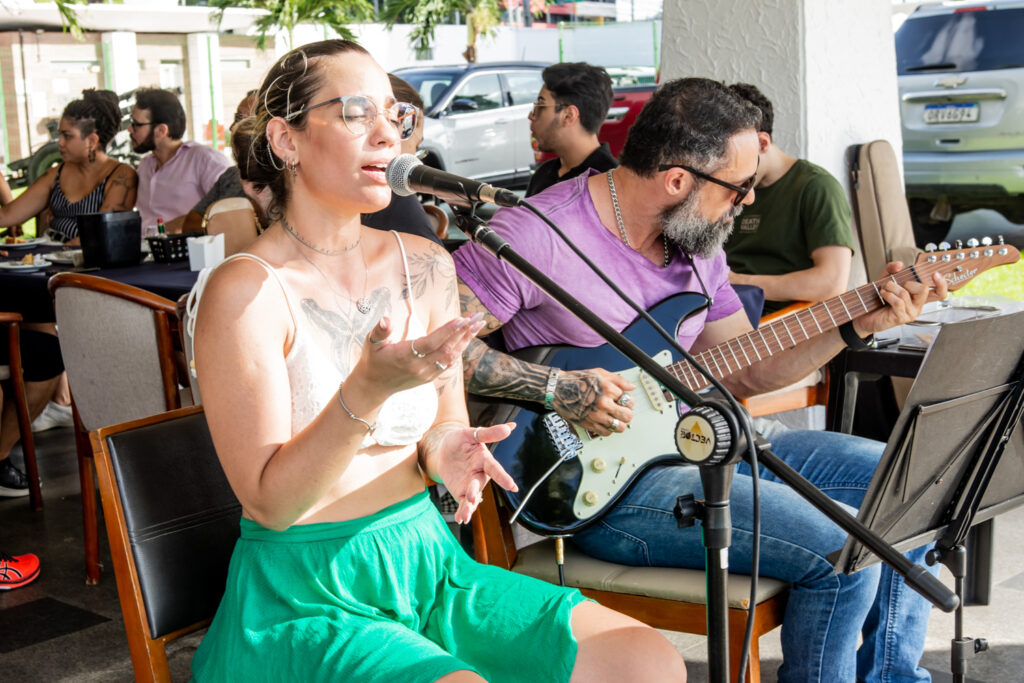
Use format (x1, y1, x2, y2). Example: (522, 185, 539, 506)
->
(582, 491, 599, 506)
(590, 458, 606, 473)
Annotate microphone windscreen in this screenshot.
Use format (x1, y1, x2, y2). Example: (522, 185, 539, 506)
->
(386, 153, 422, 197)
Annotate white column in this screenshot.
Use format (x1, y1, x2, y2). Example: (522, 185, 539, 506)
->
(659, 0, 902, 286)
(185, 32, 225, 149)
(100, 32, 138, 95)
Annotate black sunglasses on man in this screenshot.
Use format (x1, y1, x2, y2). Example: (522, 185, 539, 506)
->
(658, 162, 757, 206)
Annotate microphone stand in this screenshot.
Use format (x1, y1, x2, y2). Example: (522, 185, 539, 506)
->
(454, 207, 959, 682)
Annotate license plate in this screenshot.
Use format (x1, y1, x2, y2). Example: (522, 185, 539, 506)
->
(924, 103, 979, 124)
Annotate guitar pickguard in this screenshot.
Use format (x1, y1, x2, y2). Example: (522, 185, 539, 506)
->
(570, 350, 682, 519)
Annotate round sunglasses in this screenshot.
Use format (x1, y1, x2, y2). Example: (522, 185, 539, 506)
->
(285, 94, 420, 141)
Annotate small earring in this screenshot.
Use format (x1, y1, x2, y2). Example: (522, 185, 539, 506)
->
(88, 147, 96, 163)
(287, 158, 298, 178)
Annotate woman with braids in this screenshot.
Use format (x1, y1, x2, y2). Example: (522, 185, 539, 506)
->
(0, 88, 136, 244)
(189, 40, 684, 683)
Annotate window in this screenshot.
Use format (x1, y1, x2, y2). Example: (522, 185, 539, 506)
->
(504, 71, 544, 106)
(451, 73, 503, 112)
(896, 8, 1024, 74)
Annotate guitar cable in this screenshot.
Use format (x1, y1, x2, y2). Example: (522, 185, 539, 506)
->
(516, 199, 763, 683)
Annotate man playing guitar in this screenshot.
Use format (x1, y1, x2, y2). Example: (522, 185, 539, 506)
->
(453, 78, 950, 682)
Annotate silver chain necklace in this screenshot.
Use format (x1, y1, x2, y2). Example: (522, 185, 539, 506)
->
(280, 213, 361, 256)
(284, 222, 372, 315)
(607, 169, 671, 268)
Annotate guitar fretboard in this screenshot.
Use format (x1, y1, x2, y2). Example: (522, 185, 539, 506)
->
(666, 262, 934, 394)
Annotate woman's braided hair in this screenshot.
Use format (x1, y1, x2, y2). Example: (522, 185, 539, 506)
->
(61, 89, 121, 149)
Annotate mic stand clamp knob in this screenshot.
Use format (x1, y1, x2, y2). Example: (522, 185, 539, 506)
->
(675, 404, 734, 467)
(674, 494, 699, 529)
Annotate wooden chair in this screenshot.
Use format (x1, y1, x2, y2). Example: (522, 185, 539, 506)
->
(201, 196, 260, 257)
(49, 273, 183, 585)
(739, 302, 830, 418)
(92, 405, 240, 682)
(422, 203, 449, 241)
(471, 484, 788, 682)
(0, 312, 43, 509)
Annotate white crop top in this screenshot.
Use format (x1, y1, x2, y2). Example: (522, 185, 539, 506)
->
(189, 231, 439, 448)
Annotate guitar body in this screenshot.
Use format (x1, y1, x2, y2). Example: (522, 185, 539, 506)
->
(477, 244, 1019, 536)
(487, 292, 710, 536)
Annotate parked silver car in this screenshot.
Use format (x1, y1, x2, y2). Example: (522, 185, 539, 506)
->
(896, 2, 1024, 245)
(393, 62, 547, 189)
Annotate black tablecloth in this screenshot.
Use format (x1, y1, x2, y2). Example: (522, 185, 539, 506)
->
(0, 247, 198, 322)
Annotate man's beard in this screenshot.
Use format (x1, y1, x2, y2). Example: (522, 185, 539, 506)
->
(659, 191, 742, 259)
(132, 129, 155, 154)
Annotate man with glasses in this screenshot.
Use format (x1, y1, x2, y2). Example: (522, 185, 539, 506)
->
(526, 62, 617, 197)
(724, 83, 856, 316)
(130, 88, 230, 232)
(453, 78, 946, 681)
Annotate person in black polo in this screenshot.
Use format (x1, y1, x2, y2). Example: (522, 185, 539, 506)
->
(526, 62, 617, 197)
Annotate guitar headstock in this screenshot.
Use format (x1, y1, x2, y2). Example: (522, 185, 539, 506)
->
(915, 238, 1020, 291)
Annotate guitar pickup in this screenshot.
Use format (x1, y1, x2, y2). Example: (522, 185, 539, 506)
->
(638, 370, 666, 412)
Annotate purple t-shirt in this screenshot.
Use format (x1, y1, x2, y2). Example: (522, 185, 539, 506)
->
(136, 141, 231, 227)
(453, 170, 742, 352)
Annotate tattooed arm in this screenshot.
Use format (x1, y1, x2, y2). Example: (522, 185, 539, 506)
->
(99, 163, 138, 213)
(458, 277, 636, 437)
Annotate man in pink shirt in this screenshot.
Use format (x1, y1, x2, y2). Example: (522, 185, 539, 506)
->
(130, 88, 230, 232)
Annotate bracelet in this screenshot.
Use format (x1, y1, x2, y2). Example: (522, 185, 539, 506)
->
(337, 381, 376, 434)
(839, 321, 874, 350)
(543, 368, 560, 411)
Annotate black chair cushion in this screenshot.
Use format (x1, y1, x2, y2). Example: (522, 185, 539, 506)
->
(105, 411, 241, 638)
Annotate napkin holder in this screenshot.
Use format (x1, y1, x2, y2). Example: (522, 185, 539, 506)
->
(187, 233, 225, 271)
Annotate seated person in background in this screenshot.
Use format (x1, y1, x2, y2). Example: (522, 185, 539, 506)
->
(362, 73, 442, 245)
(0, 89, 137, 244)
(526, 62, 617, 197)
(130, 87, 230, 233)
(0, 327, 65, 497)
(454, 78, 946, 681)
(724, 83, 855, 315)
(189, 39, 684, 682)
(183, 90, 262, 233)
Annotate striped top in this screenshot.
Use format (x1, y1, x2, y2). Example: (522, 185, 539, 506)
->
(48, 163, 121, 241)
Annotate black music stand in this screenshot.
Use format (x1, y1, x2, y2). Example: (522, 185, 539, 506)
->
(834, 309, 1024, 682)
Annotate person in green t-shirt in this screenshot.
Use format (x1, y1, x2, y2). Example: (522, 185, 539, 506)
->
(724, 83, 856, 315)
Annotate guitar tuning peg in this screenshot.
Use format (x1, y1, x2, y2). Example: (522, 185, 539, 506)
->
(939, 241, 951, 251)
(966, 238, 980, 248)
(924, 242, 938, 252)
(981, 236, 993, 246)
(955, 240, 963, 249)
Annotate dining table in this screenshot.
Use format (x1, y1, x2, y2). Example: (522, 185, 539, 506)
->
(0, 239, 199, 323)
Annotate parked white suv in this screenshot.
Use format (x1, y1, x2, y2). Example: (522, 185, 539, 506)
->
(393, 62, 547, 189)
(896, 2, 1024, 245)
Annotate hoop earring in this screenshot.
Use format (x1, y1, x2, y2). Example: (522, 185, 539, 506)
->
(88, 147, 96, 163)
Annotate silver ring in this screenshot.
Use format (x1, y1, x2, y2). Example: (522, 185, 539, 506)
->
(616, 393, 632, 407)
(435, 360, 448, 371)
(473, 427, 481, 442)
(609, 418, 620, 432)
(410, 340, 426, 358)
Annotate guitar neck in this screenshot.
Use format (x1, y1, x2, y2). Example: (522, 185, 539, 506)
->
(665, 263, 928, 394)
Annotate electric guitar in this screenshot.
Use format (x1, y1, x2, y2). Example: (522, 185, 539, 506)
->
(481, 244, 1021, 536)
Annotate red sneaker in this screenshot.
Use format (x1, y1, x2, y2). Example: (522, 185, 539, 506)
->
(0, 552, 40, 590)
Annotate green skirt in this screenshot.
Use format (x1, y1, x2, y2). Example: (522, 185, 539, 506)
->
(190, 491, 586, 682)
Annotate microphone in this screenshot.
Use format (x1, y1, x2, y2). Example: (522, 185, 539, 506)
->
(386, 153, 523, 208)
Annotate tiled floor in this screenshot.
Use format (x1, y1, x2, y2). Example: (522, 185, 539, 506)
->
(2, 426, 1023, 682)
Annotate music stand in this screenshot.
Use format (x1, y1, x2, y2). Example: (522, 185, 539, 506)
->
(834, 309, 1024, 682)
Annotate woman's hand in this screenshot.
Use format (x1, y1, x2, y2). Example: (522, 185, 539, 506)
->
(434, 423, 518, 524)
(352, 312, 486, 400)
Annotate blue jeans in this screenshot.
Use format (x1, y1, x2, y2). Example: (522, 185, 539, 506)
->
(571, 429, 938, 682)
